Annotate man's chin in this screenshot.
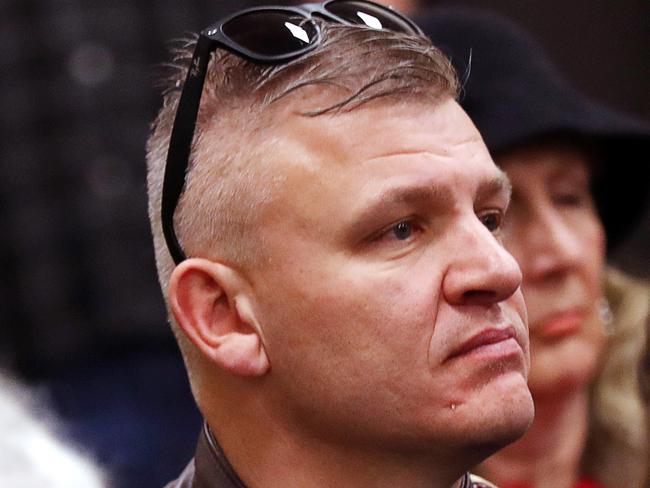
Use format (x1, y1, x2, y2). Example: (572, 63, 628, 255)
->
(478, 392, 533, 451)
(449, 375, 534, 455)
(479, 409, 533, 453)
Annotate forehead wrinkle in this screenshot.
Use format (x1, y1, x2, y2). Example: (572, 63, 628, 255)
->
(363, 148, 452, 163)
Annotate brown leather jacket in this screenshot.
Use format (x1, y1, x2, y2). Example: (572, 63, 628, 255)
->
(165, 423, 497, 488)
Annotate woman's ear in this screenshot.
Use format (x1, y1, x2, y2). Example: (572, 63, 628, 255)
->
(168, 258, 269, 377)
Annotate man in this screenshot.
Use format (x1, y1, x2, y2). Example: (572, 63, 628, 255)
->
(146, 3, 534, 487)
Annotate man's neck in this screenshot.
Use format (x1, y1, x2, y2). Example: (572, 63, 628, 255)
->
(205, 410, 472, 488)
(478, 389, 589, 488)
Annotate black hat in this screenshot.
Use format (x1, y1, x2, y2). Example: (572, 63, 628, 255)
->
(418, 7, 650, 250)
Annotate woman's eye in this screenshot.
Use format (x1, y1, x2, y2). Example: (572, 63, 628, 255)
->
(552, 193, 585, 207)
(479, 211, 502, 232)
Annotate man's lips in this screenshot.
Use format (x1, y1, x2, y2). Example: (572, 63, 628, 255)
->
(532, 309, 585, 339)
(445, 326, 520, 362)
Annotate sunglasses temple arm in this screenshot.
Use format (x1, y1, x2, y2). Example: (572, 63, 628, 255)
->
(161, 35, 213, 265)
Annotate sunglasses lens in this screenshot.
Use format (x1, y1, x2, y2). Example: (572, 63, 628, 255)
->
(223, 11, 318, 57)
(324, 1, 417, 33)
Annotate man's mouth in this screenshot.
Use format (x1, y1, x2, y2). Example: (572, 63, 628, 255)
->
(445, 326, 520, 362)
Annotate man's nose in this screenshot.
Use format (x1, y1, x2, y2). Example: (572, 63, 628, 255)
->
(442, 216, 522, 306)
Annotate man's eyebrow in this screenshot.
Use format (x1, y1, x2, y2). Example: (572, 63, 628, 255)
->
(349, 180, 453, 226)
(370, 171, 512, 208)
(476, 170, 512, 204)
(373, 181, 452, 206)
(350, 171, 512, 227)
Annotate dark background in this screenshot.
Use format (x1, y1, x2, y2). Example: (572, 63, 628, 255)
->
(437, 0, 650, 121)
(433, 0, 650, 276)
(0, 1, 647, 486)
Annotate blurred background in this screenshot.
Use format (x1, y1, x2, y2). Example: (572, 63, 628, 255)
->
(1, 0, 647, 486)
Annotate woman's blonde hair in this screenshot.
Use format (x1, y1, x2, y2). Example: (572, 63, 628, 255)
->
(583, 266, 650, 487)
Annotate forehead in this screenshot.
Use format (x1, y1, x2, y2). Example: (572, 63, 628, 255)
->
(246, 98, 509, 248)
(496, 141, 592, 187)
(264, 98, 500, 189)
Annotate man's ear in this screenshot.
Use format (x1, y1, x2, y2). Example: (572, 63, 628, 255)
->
(168, 258, 269, 377)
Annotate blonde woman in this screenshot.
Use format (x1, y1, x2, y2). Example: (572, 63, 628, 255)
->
(422, 8, 650, 488)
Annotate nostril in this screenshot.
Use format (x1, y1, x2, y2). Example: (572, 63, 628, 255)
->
(462, 290, 498, 304)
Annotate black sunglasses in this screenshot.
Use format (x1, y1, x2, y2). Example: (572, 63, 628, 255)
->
(161, 0, 422, 264)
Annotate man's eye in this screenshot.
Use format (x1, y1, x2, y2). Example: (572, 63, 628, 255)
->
(392, 220, 413, 240)
(479, 211, 502, 232)
(368, 218, 424, 248)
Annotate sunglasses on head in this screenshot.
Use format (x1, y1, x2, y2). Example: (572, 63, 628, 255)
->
(162, 0, 422, 265)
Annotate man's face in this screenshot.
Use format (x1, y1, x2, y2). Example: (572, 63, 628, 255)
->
(245, 99, 533, 454)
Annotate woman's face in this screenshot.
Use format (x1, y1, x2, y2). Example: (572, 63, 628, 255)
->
(498, 141, 607, 398)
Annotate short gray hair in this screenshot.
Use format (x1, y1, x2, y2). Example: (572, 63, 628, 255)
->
(146, 21, 458, 348)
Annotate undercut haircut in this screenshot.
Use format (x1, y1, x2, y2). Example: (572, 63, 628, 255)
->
(146, 21, 458, 351)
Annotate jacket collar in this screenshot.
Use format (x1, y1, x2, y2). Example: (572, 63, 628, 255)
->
(192, 423, 247, 488)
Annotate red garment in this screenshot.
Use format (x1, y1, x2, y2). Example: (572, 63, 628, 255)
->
(575, 479, 604, 488)
(504, 478, 604, 488)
